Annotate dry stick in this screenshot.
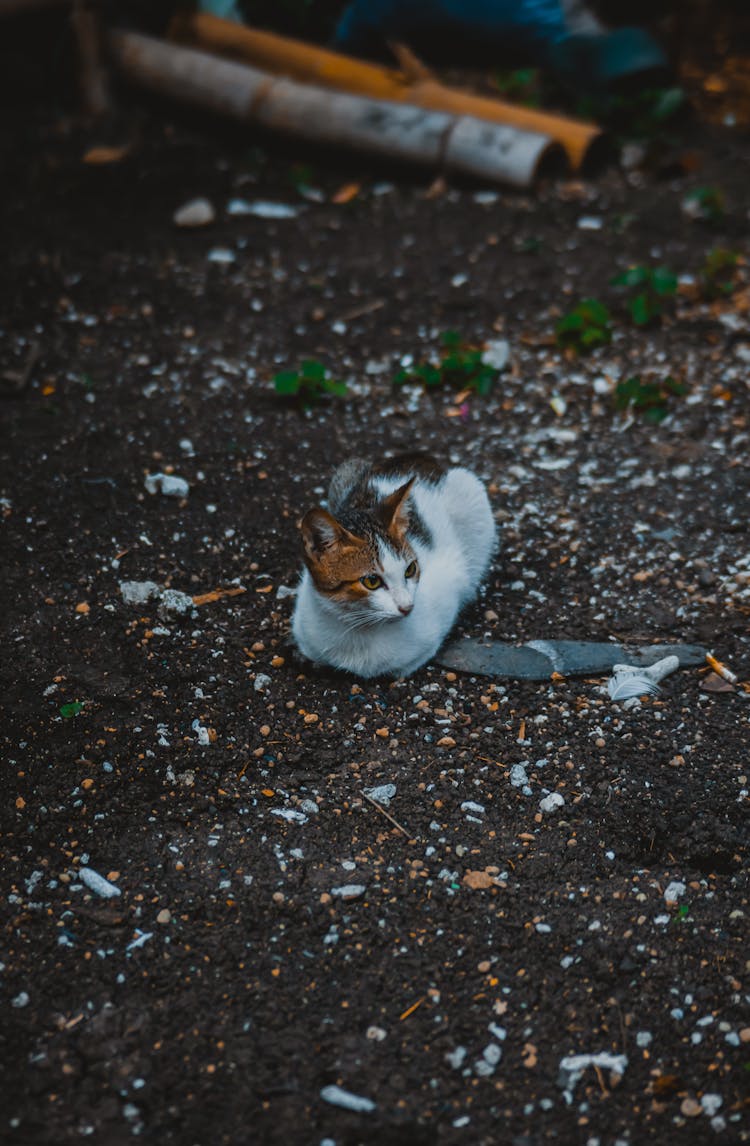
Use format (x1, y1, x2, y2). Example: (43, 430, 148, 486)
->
(71, 0, 111, 117)
(109, 30, 559, 190)
(362, 792, 413, 839)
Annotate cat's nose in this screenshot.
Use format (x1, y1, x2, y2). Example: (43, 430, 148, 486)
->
(398, 604, 413, 616)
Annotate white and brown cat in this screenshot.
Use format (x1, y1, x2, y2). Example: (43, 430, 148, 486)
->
(292, 454, 496, 678)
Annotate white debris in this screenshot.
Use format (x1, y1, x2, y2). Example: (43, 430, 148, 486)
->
(510, 763, 529, 788)
(608, 655, 680, 701)
(481, 339, 510, 372)
(636, 1031, 652, 1048)
(144, 472, 190, 499)
(330, 884, 367, 900)
(577, 215, 603, 230)
(558, 1052, 628, 1098)
(365, 784, 397, 806)
(173, 197, 215, 228)
(207, 247, 236, 264)
(11, 992, 30, 1008)
(126, 931, 153, 952)
(79, 867, 122, 899)
(482, 1043, 502, 1066)
(366, 1026, 387, 1041)
(229, 199, 300, 219)
(191, 720, 213, 747)
(159, 589, 194, 615)
(254, 673, 272, 693)
(701, 1094, 723, 1117)
(320, 1085, 375, 1113)
(275, 584, 297, 600)
(461, 800, 485, 815)
(119, 580, 160, 605)
(664, 880, 687, 903)
(445, 1046, 467, 1069)
(299, 799, 319, 816)
(271, 808, 308, 824)
(539, 792, 565, 814)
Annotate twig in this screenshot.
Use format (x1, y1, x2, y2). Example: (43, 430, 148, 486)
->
(362, 792, 413, 838)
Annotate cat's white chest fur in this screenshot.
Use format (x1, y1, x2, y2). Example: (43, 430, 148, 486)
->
(292, 464, 496, 679)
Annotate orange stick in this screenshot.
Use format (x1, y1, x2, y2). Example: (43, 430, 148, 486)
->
(170, 12, 602, 169)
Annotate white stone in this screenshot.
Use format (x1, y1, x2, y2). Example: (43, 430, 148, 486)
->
(144, 472, 190, 499)
(539, 792, 565, 814)
(173, 197, 215, 228)
(320, 1085, 375, 1113)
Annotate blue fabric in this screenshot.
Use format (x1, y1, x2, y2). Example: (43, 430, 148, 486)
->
(334, 0, 570, 62)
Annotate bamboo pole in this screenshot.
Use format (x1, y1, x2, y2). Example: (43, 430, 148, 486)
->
(169, 11, 601, 170)
(109, 30, 564, 189)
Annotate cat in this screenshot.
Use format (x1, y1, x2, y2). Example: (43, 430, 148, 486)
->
(291, 453, 496, 678)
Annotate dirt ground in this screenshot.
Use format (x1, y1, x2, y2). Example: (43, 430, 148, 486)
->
(1, 39, 750, 1146)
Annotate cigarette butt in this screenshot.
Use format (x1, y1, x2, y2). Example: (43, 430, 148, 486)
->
(705, 652, 738, 685)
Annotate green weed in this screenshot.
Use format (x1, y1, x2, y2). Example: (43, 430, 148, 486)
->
(394, 331, 501, 396)
(273, 360, 347, 404)
(684, 185, 725, 222)
(611, 264, 678, 326)
(614, 374, 687, 423)
(555, 299, 612, 354)
(699, 248, 740, 299)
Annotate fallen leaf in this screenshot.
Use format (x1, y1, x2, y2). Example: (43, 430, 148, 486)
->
(192, 586, 246, 606)
(83, 144, 131, 166)
(700, 671, 735, 693)
(331, 182, 361, 204)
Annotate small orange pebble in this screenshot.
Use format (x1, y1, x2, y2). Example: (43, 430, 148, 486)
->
(271, 967, 280, 978)
(445, 671, 457, 682)
(80, 779, 95, 791)
(251, 641, 265, 652)
(75, 602, 90, 614)
(271, 655, 284, 668)
(15, 796, 26, 810)
(259, 725, 271, 737)
(331, 181, 361, 204)
(42, 383, 56, 396)
(261, 789, 275, 798)
(375, 727, 389, 739)
(437, 736, 456, 748)
(303, 713, 319, 725)
(107, 871, 120, 882)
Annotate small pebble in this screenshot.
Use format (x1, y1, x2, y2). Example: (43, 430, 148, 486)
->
(173, 197, 215, 228)
(156, 909, 171, 924)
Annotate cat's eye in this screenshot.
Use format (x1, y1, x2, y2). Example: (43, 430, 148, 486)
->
(404, 561, 418, 579)
(361, 574, 383, 591)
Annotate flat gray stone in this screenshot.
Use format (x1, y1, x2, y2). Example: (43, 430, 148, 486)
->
(437, 638, 706, 680)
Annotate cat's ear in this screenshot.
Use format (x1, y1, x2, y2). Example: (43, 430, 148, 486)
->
(376, 477, 415, 538)
(300, 508, 364, 560)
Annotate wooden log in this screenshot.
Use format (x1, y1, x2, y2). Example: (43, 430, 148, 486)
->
(110, 30, 564, 188)
(169, 11, 601, 170)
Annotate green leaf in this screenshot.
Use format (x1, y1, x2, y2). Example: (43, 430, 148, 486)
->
(440, 330, 462, 348)
(300, 359, 326, 382)
(274, 371, 301, 395)
(652, 267, 678, 296)
(630, 292, 656, 326)
(611, 266, 649, 289)
(323, 379, 348, 397)
(60, 701, 84, 719)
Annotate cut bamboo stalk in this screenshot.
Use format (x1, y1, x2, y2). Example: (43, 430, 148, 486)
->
(169, 11, 601, 170)
(109, 30, 564, 189)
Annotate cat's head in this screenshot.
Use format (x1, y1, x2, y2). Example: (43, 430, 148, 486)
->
(299, 478, 419, 621)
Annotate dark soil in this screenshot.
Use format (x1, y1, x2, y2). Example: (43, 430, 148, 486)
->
(1, 50, 749, 1146)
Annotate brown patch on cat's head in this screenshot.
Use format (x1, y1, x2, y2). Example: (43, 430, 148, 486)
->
(300, 508, 373, 593)
(373, 477, 414, 546)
